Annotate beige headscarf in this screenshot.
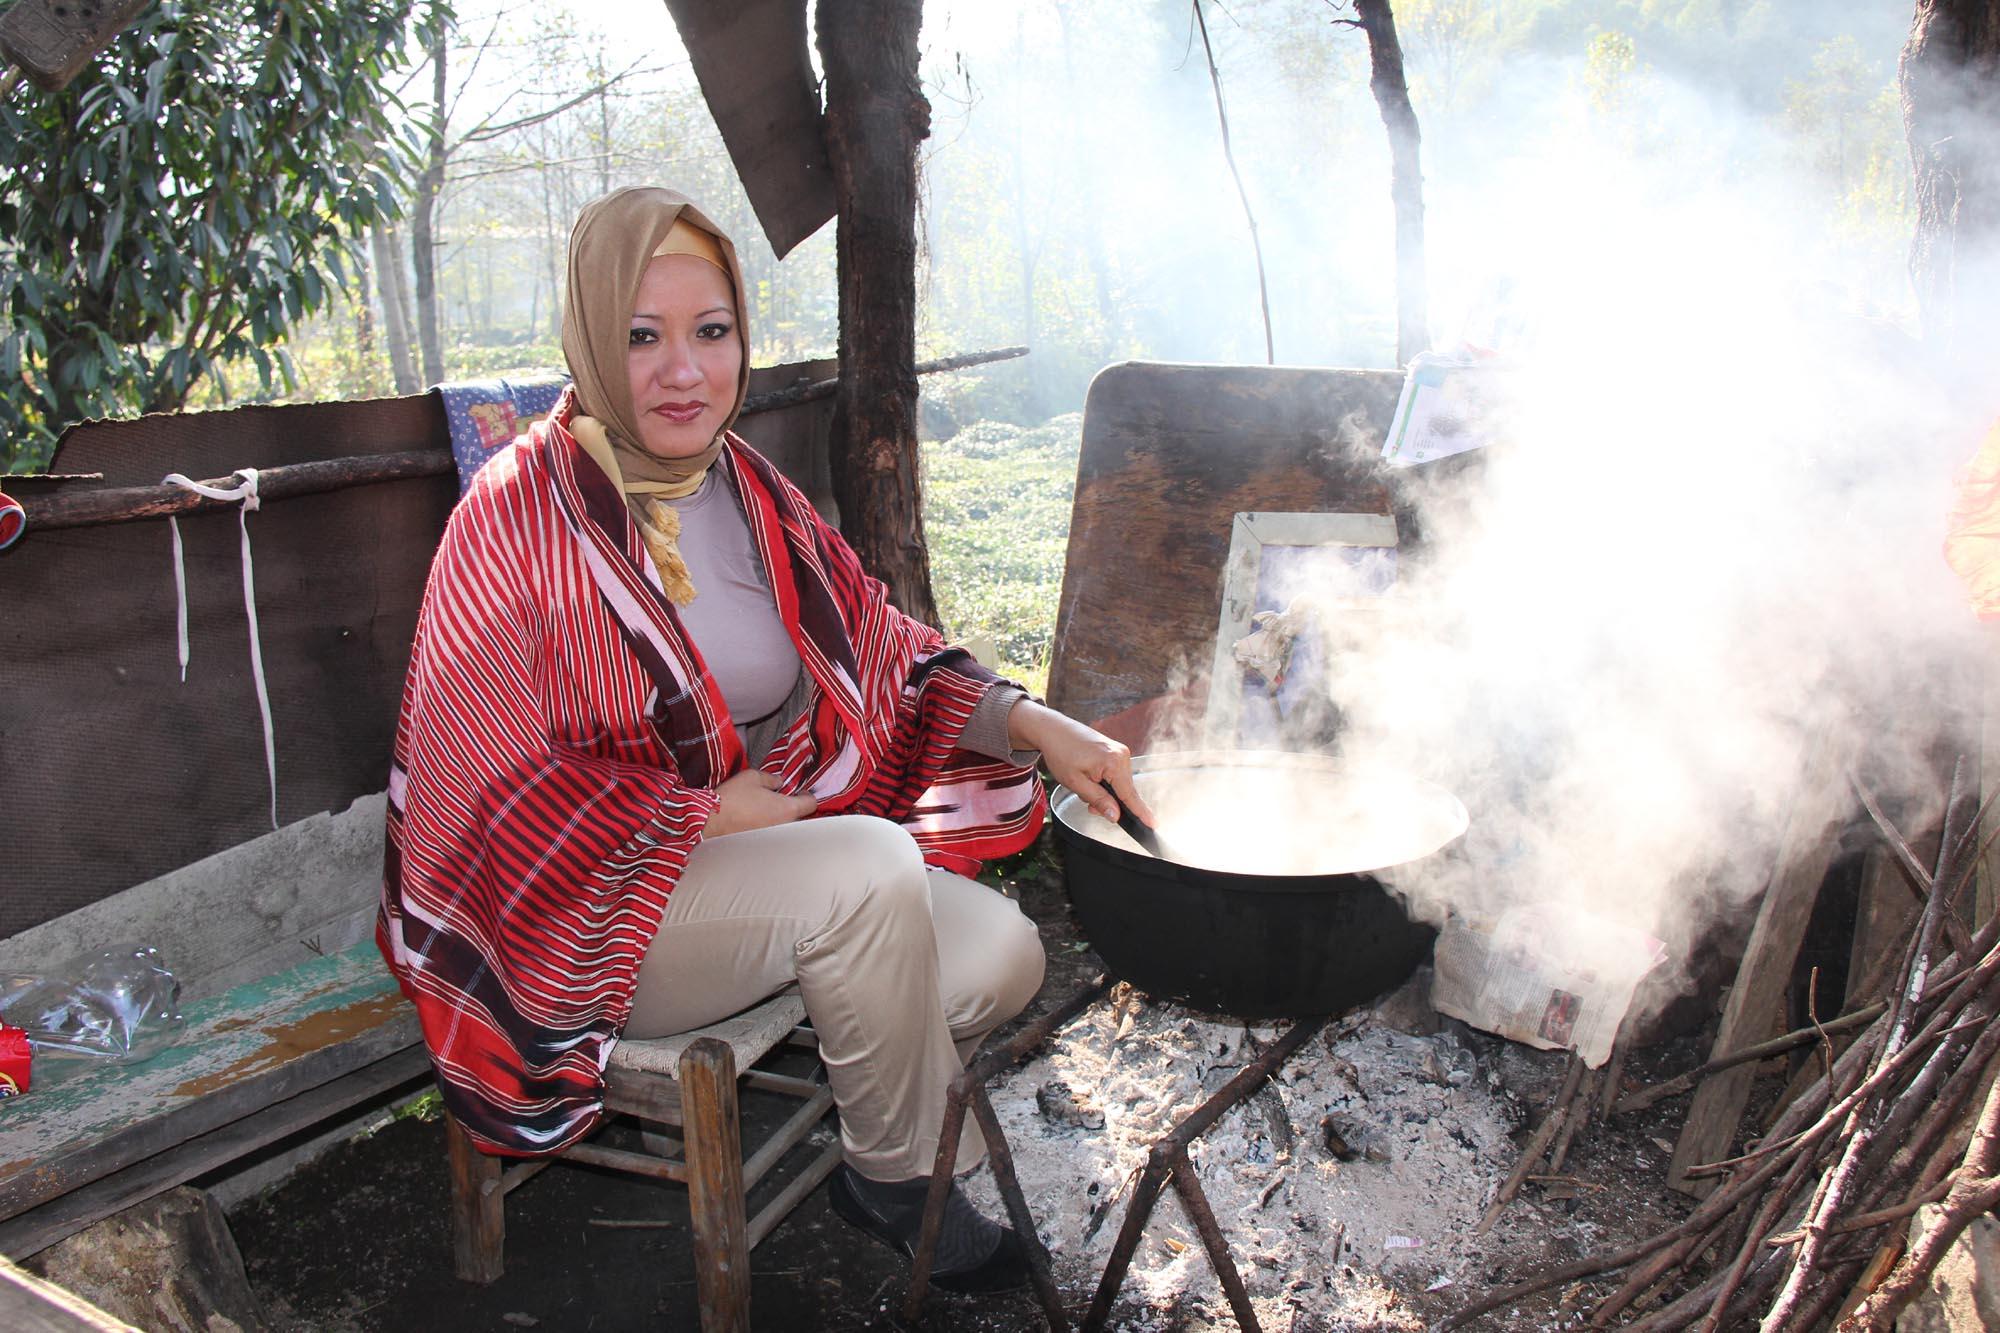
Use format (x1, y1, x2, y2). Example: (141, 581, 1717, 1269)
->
(561, 187, 752, 603)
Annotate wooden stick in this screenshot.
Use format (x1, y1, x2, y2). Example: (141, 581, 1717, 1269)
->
(744, 344, 1027, 412)
(1763, 967, 1873, 1132)
(1832, 1148, 1976, 1329)
(14, 346, 1031, 533)
(1837, 1241, 1906, 1326)
(1617, 1003, 1887, 1117)
(1439, 1134, 1808, 1331)
(1684, 1006, 1986, 1184)
(1852, 769, 1979, 969)
(1699, 1143, 1824, 1333)
(22, 449, 454, 531)
(1589, 1228, 1710, 1327)
(1900, 1032, 2000, 1206)
(1770, 766, 1980, 1328)
(1624, 1248, 1786, 1333)
(1842, 1040, 2000, 1329)
(1595, 1033, 1631, 1124)
(1548, 1066, 1598, 1175)
(1789, 1255, 1871, 1333)
(1476, 1054, 1585, 1233)
(1851, 989, 2000, 1199)
(1466, 766, 2000, 1333)
(1766, 958, 1936, 1319)
(1447, 761, 2000, 1332)
(1466, 1004, 1949, 1328)
(1765, 1179, 1950, 1246)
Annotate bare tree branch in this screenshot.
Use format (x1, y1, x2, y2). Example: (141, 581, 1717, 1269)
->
(454, 56, 660, 148)
(1190, 0, 1274, 364)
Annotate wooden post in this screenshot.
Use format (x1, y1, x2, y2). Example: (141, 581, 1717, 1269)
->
(444, 1112, 505, 1283)
(679, 1037, 750, 1333)
(815, 0, 940, 623)
(1668, 738, 1849, 1196)
(1351, 0, 1429, 366)
(1901, 0, 2000, 359)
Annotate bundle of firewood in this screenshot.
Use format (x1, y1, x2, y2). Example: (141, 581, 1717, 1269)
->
(1445, 759, 2000, 1331)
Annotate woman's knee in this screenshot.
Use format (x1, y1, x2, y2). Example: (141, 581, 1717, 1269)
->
(813, 816, 930, 920)
(992, 906, 1047, 1014)
(948, 900, 1046, 1033)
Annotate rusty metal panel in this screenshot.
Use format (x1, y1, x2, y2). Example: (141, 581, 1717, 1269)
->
(662, 0, 836, 259)
(0, 395, 456, 937)
(0, 375, 837, 938)
(739, 357, 839, 520)
(1047, 362, 1409, 740)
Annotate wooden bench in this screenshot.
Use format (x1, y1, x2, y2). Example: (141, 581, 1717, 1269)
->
(0, 795, 424, 1259)
(0, 779, 844, 1333)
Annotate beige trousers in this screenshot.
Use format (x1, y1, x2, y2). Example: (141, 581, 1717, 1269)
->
(624, 815, 1046, 1181)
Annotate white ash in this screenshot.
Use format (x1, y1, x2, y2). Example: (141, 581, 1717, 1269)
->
(962, 989, 1568, 1330)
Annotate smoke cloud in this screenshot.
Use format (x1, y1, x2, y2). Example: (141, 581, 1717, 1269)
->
(996, 13, 1998, 1012)
(1286, 80, 1982, 999)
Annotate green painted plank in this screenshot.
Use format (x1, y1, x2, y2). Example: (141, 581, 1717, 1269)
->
(0, 941, 418, 1216)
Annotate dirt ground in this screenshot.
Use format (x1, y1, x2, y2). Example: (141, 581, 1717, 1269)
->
(228, 833, 1715, 1332)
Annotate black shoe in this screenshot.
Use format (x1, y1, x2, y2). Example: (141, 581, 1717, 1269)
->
(827, 1165, 1034, 1295)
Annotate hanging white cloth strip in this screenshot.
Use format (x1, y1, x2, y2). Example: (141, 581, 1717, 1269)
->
(164, 469, 278, 830)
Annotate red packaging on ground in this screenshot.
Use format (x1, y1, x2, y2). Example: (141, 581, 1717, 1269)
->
(0, 1024, 30, 1096)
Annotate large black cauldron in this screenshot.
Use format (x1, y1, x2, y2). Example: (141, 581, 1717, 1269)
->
(1051, 751, 1465, 1018)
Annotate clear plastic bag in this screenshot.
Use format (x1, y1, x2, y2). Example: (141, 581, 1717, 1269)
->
(0, 943, 186, 1065)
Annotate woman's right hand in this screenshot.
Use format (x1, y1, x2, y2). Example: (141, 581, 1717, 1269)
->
(704, 769, 817, 838)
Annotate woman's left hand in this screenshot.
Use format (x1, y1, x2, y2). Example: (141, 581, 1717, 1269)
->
(1007, 699, 1156, 827)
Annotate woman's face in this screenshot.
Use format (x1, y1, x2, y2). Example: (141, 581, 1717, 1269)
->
(625, 253, 742, 459)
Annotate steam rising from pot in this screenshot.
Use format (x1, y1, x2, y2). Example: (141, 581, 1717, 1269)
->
(1126, 88, 1991, 1012)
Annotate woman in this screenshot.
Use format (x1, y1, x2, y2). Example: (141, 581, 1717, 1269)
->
(378, 186, 1153, 1294)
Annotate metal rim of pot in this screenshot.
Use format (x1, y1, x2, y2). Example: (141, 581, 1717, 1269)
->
(1049, 750, 1468, 1018)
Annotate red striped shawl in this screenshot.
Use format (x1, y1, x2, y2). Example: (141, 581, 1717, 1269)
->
(377, 391, 1044, 1154)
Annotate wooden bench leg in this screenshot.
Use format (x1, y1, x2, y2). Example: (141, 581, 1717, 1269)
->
(446, 1110, 505, 1283)
(681, 1036, 751, 1333)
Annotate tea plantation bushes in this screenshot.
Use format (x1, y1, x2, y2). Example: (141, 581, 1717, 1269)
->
(923, 413, 1081, 689)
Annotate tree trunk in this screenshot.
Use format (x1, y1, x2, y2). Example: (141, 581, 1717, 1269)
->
(1057, 2, 1121, 364)
(353, 239, 378, 376)
(1901, 0, 2000, 371)
(1191, 0, 1273, 363)
(539, 143, 563, 341)
(1010, 150, 1042, 415)
(371, 227, 420, 394)
(816, 0, 939, 625)
(412, 32, 448, 386)
(1010, 14, 1044, 417)
(1354, 0, 1430, 366)
(597, 74, 612, 197)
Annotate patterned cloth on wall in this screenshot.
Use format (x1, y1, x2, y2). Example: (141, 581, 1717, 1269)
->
(437, 375, 571, 495)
